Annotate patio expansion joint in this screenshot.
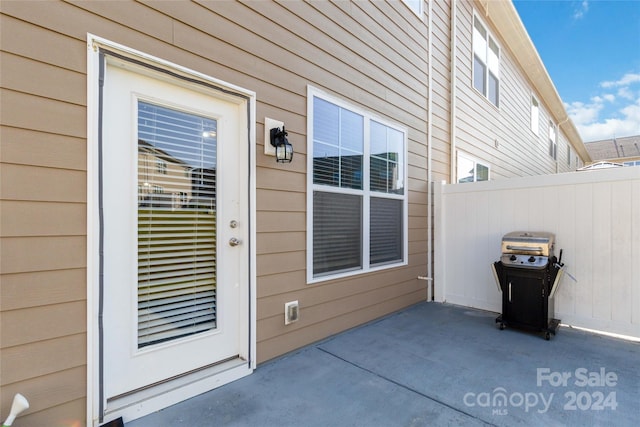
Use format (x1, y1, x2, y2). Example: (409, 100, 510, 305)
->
(315, 346, 498, 427)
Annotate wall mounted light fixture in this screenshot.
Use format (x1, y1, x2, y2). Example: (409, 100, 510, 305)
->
(270, 126, 293, 163)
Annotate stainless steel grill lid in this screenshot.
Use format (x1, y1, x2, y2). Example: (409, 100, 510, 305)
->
(501, 231, 555, 257)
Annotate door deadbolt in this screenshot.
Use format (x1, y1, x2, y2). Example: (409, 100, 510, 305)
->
(230, 220, 238, 228)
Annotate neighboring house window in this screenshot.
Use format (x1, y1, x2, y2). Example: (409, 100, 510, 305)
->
(549, 121, 557, 160)
(457, 152, 489, 183)
(530, 96, 539, 135)
(567, 145, 572, 167)
(624, 161, 640, 166)
(308, 87, 407, 282)
(473, 15, 500, 107)
(156, 159, 167, 174)
(403, 0, 423, 16)
(180, 191, 189, 204)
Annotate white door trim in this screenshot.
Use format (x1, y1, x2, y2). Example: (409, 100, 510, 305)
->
(87, 34, 256, 427)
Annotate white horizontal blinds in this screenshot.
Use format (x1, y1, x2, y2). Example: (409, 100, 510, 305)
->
(370, 121, 405, 265)
(370, 121, 404, 194)
(312, 98, 363, 189)
(137, 101, 218, 348)
(313, 191, 362, 275)
(370, 198, 403, 264)
(312, 97, 364, 276)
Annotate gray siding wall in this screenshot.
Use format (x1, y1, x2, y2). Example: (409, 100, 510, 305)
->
(453, 0, 579, 181)
(429, 0, 453, 183)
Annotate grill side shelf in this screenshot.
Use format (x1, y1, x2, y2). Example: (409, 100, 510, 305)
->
(492, 261, 503, 293)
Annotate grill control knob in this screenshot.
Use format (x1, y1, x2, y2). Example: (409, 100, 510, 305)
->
(510, 255, 517, 261)
(528, 256, 536, 263)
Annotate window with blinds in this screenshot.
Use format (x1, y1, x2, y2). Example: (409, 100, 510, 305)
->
(137, 101, 218, 348)
(369, 121, 405, 266)
(370, 197, 403, 265)
(313, 191, 362, 275)
(309, 90, 407, 281)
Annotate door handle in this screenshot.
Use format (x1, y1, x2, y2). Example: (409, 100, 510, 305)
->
(229, 237, 241, 247)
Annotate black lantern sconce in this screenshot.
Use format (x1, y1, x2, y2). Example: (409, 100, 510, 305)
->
(270, 126, 293, 163)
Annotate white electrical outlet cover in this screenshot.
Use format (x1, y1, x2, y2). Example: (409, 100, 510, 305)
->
(285, 300, 299, 325)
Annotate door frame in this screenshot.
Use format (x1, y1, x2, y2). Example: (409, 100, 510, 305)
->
(86, 34, 256, 427)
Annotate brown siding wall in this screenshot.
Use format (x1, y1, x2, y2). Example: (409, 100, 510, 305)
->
(1, 3, 89, 422)
(243, 0, 430, 362)
(1, 0, 430, 423)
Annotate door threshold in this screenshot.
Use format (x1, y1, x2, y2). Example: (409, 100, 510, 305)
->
(102, 357, 251, 425)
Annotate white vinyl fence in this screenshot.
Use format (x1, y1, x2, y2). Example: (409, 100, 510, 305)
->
(434, 167, 640, 339)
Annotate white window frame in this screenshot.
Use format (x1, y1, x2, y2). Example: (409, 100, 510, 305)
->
(530, 95, 540, 135)
(457, 151, 490, 183)
(306, 86, 408, 284)
(156, 158, 167, 174)
(472, 13, 500, 107)
(549, 120, 557, 160)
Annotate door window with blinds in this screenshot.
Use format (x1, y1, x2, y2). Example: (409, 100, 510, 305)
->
(308, 88, 407, 282)
(137, 101, 218, 348)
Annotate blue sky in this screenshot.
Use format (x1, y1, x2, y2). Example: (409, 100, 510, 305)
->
(513, 0, 640, 142)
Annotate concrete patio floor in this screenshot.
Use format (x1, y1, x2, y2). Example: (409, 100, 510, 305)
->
(127, 302, 639, 426)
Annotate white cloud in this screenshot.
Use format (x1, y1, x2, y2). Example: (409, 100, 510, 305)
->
(568, 96, 640, 142)
(573, 0, 589, 20)
(566, 71, 640, 141)
(617, 87, 634, 100)
(621, 101, 640, 123)
(601, 73, 640, 88)
(566, 100, 602, 125)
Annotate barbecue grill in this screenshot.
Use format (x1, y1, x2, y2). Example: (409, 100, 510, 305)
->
(492, 231, 565, 340)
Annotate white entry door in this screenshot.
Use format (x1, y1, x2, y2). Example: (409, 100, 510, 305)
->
(101, 59, 249, 404)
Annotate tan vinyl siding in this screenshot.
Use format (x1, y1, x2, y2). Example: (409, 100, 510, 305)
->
(1, 127, 86, 170)
(1, 334, 85, 392)
(1, 3, 89, 422)
(0, 269, 86, 311)
(241, 0, 430, 361)
(0, 367, 86, 426)
(1, 0, 430, 422)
